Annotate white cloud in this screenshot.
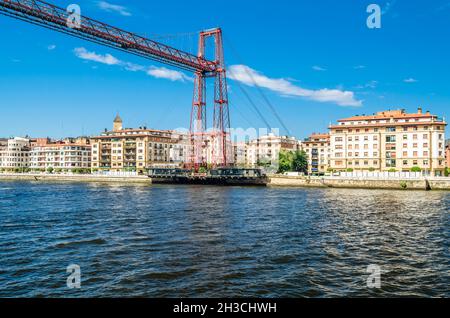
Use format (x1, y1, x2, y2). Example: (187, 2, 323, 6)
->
(47, 44, 56, 51)
(147, 66, 191, 82)
(312, 65, 327, 71)
(356, 80, 378, 89)
(73, 47, 190, 82)
(354, 65, 366, 70)
(97, 1, 131, 16)
(404, 78, 418, 83)
(74, 47, 119, 65)
(228, 64, 362, 107)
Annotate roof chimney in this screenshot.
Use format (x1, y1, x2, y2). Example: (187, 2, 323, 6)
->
(418, 107, 423, 114)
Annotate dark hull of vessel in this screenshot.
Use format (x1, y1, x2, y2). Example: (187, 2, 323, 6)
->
(150, 176, 268, 186)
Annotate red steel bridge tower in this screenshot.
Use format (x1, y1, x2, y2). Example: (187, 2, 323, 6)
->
(191, 29, 230, 169)
(0, 0, 232, 169)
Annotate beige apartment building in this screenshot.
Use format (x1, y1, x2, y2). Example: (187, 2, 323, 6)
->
(302, 133, 330, 175)
(246, 134, 301, 167)
(90, 115, 189, 173)
(329, 108, 447, 176)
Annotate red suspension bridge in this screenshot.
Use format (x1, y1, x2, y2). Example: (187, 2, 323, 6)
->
(0, 0, 231, 169)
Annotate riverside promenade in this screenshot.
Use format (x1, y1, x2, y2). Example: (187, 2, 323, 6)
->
(269, 172, 450, 191)
(1, 172, 450, 190)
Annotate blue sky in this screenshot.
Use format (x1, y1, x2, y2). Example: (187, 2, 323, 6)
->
(0, 0, 449, 139)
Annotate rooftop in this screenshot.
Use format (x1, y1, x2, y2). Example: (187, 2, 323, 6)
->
(338, 108, 440, 122)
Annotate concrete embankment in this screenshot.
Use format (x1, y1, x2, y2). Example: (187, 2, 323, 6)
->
(0, 174, 152, 184)
(269, 175, 450, 191)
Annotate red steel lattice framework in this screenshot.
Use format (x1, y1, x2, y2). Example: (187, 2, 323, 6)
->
(0, 0, 232, 168)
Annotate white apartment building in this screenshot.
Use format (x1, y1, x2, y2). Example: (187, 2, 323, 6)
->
(329, 108, 447, 176)
(0, 137, 30, 170)
(246, 134, 301, 167)
(30, 143, 91, 171)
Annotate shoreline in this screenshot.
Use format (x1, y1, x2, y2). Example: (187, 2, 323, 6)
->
(1, 173, 450, 190)
(0, 173, 152, 184)
(268, 175, 450, 191)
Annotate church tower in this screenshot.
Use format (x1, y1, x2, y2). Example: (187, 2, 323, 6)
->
(113, 114, 123, 131)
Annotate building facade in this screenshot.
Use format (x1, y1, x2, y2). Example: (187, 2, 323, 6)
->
(30, 142, 91, 172)
(302, 133, 330, 175)
(446, 140, 450, 171)
(329, 108, 447, 176)
(246, 134, 301, 167)
(90, 116, 189, 173)
(0, 137, 30, 170)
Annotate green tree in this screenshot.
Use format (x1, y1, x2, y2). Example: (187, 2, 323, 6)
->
(411, 166, 422, 173)
(278, 150, 294, 173)
(444, 168, 450, 177)
(47, 167, 54, 174)
(292, 150, 308, 174)
(256, 158, 271, 168)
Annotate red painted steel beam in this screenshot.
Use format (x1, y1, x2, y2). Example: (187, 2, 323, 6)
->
(0, 0, 217, 73)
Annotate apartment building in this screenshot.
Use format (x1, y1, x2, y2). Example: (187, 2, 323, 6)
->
(30, 141, 91, 171)
(246, 134, 301, 167)
(0, 137, 30, 170)
(90, 115, 189, 173)
(329, 108, 447, 176)
(302, 133, 330, 175)
(234, 142, 248, 167)
(446, 140, 450, 170)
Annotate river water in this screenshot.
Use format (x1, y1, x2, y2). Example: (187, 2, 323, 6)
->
(0, 181, 448, 297)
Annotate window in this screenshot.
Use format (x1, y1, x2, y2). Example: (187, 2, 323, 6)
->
(386, 159, 396, 167)
(386, 136, 396, 143)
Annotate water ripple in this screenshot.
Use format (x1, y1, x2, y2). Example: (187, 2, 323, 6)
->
(0, 182, 448, 297)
